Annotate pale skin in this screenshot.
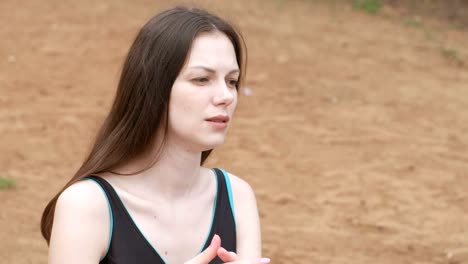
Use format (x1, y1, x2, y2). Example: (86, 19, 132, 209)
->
(48, 32, 268, 264)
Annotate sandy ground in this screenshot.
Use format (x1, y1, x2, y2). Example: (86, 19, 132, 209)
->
(1, 0, 468, 263)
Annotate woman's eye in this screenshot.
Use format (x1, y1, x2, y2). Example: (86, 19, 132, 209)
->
(192, 77, 209, 84)
(228, 79, 239, 87)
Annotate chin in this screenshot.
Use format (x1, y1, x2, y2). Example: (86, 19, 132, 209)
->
(199, 137, 226, 151)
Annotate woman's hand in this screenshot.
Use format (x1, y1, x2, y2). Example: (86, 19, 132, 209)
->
(218, 246, 271, 264)
(217, 247, 237, 262)
(184, 235, 222, 264)
(184, 234, 271, 264)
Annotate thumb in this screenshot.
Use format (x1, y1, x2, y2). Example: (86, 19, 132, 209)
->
(217, 247, 237, 262)
(184, 234, 221, 264)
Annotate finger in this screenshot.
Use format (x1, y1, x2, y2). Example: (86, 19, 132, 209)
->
(217, 247, 237, 262)
(226, 258, 271, 264)
(184, 234, 221, 264)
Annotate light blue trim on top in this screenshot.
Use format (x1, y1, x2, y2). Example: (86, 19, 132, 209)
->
(83, 178, 114, 261)
(199, 169, 220, 252)
(219, 169, 237, 227)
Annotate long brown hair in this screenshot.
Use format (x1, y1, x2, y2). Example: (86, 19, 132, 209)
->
(41, 6, 247, 244)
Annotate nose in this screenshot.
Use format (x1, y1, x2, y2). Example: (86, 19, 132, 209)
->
(213, 80, 235, 106)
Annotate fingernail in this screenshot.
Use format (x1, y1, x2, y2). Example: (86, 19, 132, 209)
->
(260, 258, 270, 263)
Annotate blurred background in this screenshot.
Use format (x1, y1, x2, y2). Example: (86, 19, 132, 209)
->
(1, 0, 467, 263)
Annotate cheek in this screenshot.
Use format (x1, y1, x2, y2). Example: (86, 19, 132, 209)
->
(183, 105, 192, 113)
(231, 93, 238, 109)
(171, 101, 193, 124)
(170, 82, 194, 113)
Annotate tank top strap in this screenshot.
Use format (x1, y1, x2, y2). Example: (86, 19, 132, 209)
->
(85, 175, 128, 219)
(203, 168, 237, 258)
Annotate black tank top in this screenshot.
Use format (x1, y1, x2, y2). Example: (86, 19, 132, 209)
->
(86, 168, 236, 264)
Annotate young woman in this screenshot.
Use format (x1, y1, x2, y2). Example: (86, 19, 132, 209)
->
(40, 6, 270, 264)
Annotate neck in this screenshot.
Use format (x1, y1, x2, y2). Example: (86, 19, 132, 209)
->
(111, 140, 206, 200)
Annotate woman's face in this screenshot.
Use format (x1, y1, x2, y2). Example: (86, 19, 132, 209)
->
(167, 31, 239, 152)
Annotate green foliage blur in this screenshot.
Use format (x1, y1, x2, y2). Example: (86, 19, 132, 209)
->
(0, 176, 16, 190)
(353, 0, 382, 14)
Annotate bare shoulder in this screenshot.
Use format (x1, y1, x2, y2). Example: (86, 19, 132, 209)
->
(57, 179, 109, 211)
(224, 171, 256, 199)
(222, 171, 258, 215)
(49, 179, 110, 264)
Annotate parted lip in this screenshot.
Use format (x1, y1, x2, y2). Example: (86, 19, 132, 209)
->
(205, 115, 230, 122)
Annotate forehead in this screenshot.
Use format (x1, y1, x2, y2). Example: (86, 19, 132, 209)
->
(184, 32, 239, 71)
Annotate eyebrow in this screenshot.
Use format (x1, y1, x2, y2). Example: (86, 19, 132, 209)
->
(187, 66, 240, 75)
